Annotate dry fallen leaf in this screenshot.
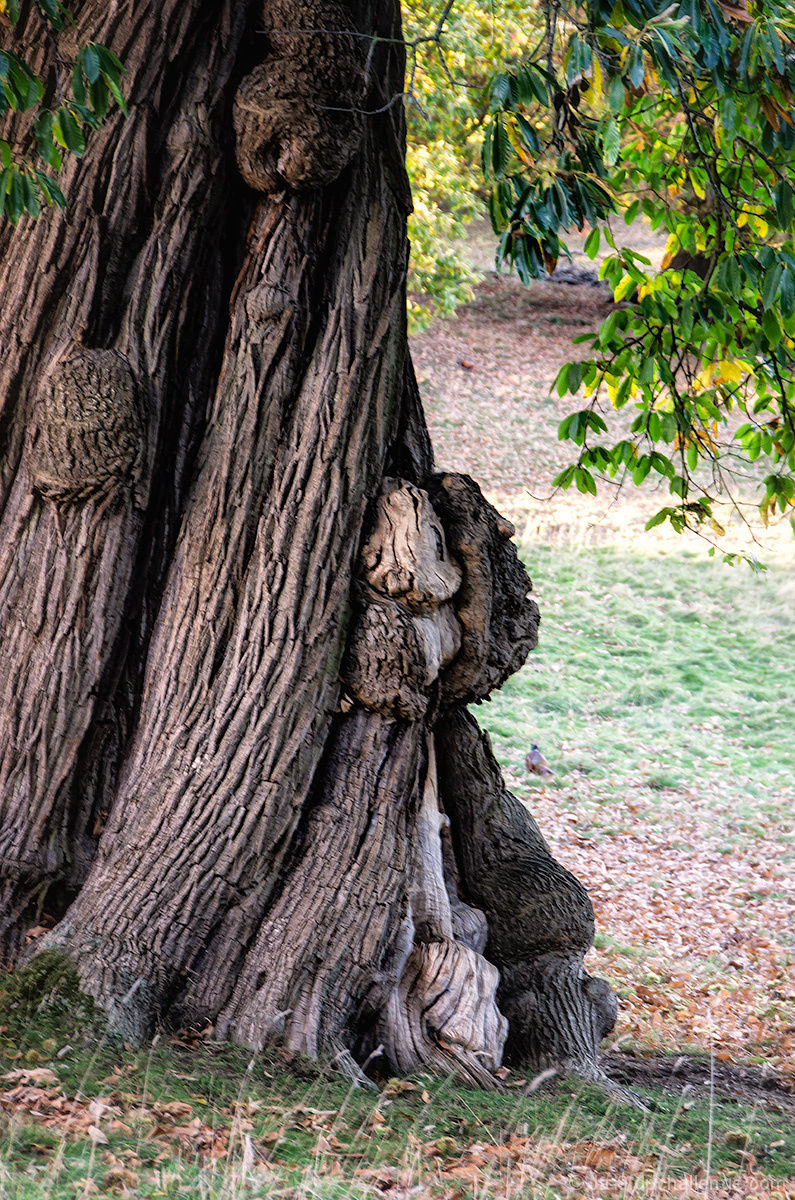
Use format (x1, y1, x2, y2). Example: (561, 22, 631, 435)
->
(2, 1068, 59, 1087)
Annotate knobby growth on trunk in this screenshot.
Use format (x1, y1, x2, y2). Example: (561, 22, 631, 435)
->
(0, 0, 617, 1086)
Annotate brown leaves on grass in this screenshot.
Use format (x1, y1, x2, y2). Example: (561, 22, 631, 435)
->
(506, 774, 795, 1072)
(357, 1134, 795, 1199)
(2, 1065, 793, 1200)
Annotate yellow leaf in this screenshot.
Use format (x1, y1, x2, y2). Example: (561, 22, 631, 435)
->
(614, 273, 636, 301)
(710, 518, 726, 536)
(660, 233, 680, 270)
(694, 363, 714, 391)
(753, 216, 769, 237)
(713, 360, 743, 385)
(690, 171, 706, 200)
(606, 376, 620, 408)
(591, 53, 604, 97)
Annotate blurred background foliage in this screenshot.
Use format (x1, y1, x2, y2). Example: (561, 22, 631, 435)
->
(404, 0, 795, 551)
(403, 0, 542, 329)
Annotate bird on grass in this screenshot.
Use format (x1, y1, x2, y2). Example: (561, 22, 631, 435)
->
(525, 744, 554, 778)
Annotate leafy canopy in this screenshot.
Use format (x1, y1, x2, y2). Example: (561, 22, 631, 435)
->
(0, 0, 124, 223)
(4, 0, 795, 550)
(480, 0, 795, 550)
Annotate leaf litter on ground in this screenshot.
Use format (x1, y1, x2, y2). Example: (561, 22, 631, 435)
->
(2, 256, 795, 1199)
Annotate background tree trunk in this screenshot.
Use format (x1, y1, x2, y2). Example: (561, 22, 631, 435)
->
(0, 0, 616, 1084)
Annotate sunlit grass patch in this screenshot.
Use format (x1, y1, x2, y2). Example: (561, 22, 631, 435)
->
(1, 1018, 794, 1199)
(480, 541, 795, 799)
(476, 542, 795, 1069)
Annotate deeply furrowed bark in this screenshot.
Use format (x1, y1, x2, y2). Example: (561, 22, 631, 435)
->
(0, 1, 249, 951)
(0, 0, 618, 1085)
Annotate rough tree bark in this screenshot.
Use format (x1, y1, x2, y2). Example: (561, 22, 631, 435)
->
(0, 0, 617, 1085)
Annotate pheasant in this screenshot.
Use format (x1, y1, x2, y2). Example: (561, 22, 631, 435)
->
(525, 744, 554, 778)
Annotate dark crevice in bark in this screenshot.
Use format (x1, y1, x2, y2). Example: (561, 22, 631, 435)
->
(385, 353, 435, 485)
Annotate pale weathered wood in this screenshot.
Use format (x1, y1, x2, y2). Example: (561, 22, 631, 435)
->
(342, 479, 462, 718)
(375, 735, 506, 1087)
(376, 940, 507, 1089)
(362, 480, 462, 607)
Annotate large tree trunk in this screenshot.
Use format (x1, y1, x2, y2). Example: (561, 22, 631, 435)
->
(0, 0, 616, 1084)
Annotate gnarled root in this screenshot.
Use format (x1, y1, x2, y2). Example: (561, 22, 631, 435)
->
(436, 709, 618, 1083)
(376, 938, 506, 1090)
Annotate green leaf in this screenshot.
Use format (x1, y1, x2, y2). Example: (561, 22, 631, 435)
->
(34, 0, 64, 30)
(607, 75, 625, 112)
(762, 308, 782, 347)
(627, 46, 645, 90)
(584, 227, 601, 260)
(489, 72, 511, 112)
(0, 140, 10, 169)
(774, 180, 794, 231)
(89, 77, 109, 120)
(81, 44, 102, 85)
(52, 107, 86, 155)
(780, 268, 795, 321)
(575, 467, 597, 494)
(491, 118, 509, 178)
(5, 165, 25, 224)
(22, 171, 40, 218)
(553, 465, 576, 489)
(602, 117, 620, 168)
(33, 169, 66, 208)
(599, 310, 619, 348)
(568, 360, 583, 393)
(762, 263, 783, 311)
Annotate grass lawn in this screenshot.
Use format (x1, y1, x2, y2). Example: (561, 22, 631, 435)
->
(3, 259, 795, 1199)
(1, 988, 795, 1200)
(477, 541, 795, 1071)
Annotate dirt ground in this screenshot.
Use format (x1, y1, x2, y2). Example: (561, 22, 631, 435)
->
(411, 222, 795, 559)
(410, 237, 795, 1113)
(603, 1050, 795, 1111)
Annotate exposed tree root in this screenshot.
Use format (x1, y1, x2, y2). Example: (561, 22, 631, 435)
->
(437, 710, 618, 1082)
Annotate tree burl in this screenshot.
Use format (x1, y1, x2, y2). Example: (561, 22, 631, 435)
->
(0, 0, 616, 1086)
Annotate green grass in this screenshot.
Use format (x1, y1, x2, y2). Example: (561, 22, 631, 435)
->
(3, 549, 795, 1196)
(1, 995, 794, 1199)
(478, 542, 795, 810)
